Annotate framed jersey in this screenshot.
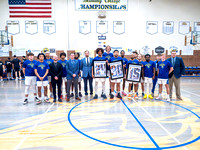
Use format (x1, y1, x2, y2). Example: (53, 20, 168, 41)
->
(126, 64, 142, 82)
(93, 60, 107, 78)
(110, 60, 124, 80)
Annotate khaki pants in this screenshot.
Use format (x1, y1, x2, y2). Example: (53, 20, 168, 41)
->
(169, 75, 181, 98)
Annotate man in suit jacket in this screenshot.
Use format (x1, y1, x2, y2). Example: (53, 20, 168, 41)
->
(167, 50, 185, 100)
(49, 55, 63, 102)
(80, 50, 94, 96)
(66, 53, 81, 101)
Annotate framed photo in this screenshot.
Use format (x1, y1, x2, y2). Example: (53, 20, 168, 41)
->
(126, 64, 142, 82)
(93, 60, 107, 78)
(110, 60, 124, 80)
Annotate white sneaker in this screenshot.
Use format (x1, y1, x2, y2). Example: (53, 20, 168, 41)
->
(0, 79, 3, 82)
(15, 77, 18, 81)
(19, 77, 22, 80)
(166, 98, 170, 101)
(156, 96, 161, 100)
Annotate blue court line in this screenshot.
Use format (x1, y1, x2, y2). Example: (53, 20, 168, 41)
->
(68, 98, 200, 149)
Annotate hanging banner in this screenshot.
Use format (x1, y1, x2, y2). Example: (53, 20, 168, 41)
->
(75, 0, 128, 11)
(0, 45, 10, 57)
(163, 21, 174, 35)
(179, 21, 190, 35)
(79, 20, 91, 35)
(12, 48, 26, 56)
(113, 21, 125, 35)
(25, 20, 38, 35)
(7, 20, 20, 35)
(146, 21, 158, 35)
(194, 22, 200, 32)
(43, 20, 56, 35)
(96, 20, 108, 34)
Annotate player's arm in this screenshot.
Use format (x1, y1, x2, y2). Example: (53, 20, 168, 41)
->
(43, 69, 49, 79)
(23, 68, 26, 75)
(34, 69, 41, 79)
(169, 67, 173, 74)
(157, 68, 159, 76)
(142, 67, 144, 80)
(152, 67, 155, 80)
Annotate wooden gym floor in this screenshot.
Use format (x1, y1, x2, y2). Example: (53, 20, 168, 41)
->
(0, 78, 200, 150)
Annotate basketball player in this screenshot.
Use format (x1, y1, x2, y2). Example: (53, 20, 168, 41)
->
(0, 58, 5, 82)
(34, 53, 50, 104)
(45, 52, 53, 98)
(22, 53, 39, 104)
(143, 54, 155, 99)
(137, 54, 145, 97)
(156, 54, 173, 101)
(5, 58, 12, 80)
(58, 52, 68, 99)
(120, 50, 128, 96)
(12, 55, 21, 80)
(109, 50, 123, 99)
(92, 48, 107, 99)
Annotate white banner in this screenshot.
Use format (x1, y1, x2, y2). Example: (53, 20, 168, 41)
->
(7, 20, 20, 35)
(96, 20, 108, 34)
(43, 20, 56, 35)
(75, 0, 128, 11)
(0, 45, 10, 57)
(194, 22, 200, 32)
(179, 21, 190, 35)
(79, 20, 91, 35)
(12, 48, 26, 56)
(146, 21, 158, 35)
(113, 21, 125, 35)
(163, 21, 174, 35)
(25, 20, 38, 35)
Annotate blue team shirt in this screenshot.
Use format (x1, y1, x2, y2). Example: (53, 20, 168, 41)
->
(158, 60, 172, 79)
(126, 59, 140, 69)
(34, 61, 49, 81)
(93, 56, 107, 61)
(58, 60, 67, 77)
(122, 57, 128, 65)
(103, 52, 113, 61)
(143, 60, 155, 78)
(23, 60, 37, 76)
(109, 56, 123, 63)
(45, 58, 53, 76)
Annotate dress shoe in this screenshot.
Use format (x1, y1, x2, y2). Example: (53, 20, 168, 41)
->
(75, 97, 81, 101)
(66, 98, 70, 102)
(53, 99, 56, 103)
(176, 97, 183, 100)
(58, 98, 62, 102)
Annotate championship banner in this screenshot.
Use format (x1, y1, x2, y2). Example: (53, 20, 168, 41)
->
(75, 0, 128, 11)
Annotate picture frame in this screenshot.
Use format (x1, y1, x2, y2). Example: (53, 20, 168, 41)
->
(110, 60, 124, 80)
(93, 60, 107, 78)
(126, 64, 142, 82)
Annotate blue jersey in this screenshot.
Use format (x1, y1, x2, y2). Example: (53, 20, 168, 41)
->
(45, 58, 53, 76)
(109, 56, 123, 63)
(58, 60, 67, 77)
(103, 52, 113, 61)
(34, 61, 49, 81)
(143, 60, 155, 78)
(93, 56, 107, 61)
(126, 59, 139, 69)
(158, 60, 172, 79)
(122, 57, 128, 65)
(23, 60, 37, 76)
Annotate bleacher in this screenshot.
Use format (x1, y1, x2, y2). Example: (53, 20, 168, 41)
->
(183, 66, 200, 77)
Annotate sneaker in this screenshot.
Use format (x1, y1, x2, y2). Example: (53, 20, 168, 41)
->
(44, 98, 50, 103)
(128, 94, 132, 98)
(79, 92, 82, 97)
(101, 93, 107, 99)
(122, 91, 127, 96)
(142, 93, 145, 97)
(156, 96, 161, 100)
(93, 94, 98, 99)
(134, 94, 138, 99)
(50, 93, 53, 98)
(117, 93, 122, 99)
(58, 98, 63, 102)
(143, 94, 147, 99)
(53, 99, 56, 103)
(19, 77, 22, 80)
(70, 93, 74, 97)
(151, 93, 154, 97)
(166, 98, 170, 101)
(148, 94, 153, 99)
(34, 97, 39, 101)
(36, 98, 42, 105)
(23, 99, 28, 104)
(116, 93, 118, 97)
(15, 78, 18, 81)
(60, 95, 63, 99)
(110, 94, 114, 99)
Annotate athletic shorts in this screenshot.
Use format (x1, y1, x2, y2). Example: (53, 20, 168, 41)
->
(144, 77, 153, 84)
(48, 76, 51, 82)
(62, 77, 67, 82)
(157, 78, 168, 85)
(0, 70, 3, 76)
(140, 77, 144, 83)
(95, 78, 106, 82)
(37, 81, 48, 87)
(111, 79, 121, 83)
(7, 68, 12, 73)
(78, 77, 82, 83)
(127, 81, 138, 85)
(107, 70, 110, 77)
(14, 67, 20, 72)
(25, 76, 36, 86)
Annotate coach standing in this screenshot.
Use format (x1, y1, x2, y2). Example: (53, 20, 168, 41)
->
(167, 50, 185, 100)
(80, 50, 93, 96)
(49, 55, 63, 102)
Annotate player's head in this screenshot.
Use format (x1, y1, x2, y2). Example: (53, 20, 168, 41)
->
(138, 53, 142, 61)
(27, 52, 34, 61)
(113, 50, 119, 57)
(96, 48, 104, 56)
(53, 55, 58, 62)
(37, 53, 46, 61)
(171, 50, 177, 58)
(84, 50, 89, 57)
(45, 51, 50, 58)
(74, 52, 80, 59)
(131, 51, 138, 59)
(8, 57, 10, 60)
(157, 53, 162, 60)
(23, 56, 26, 59)
(14, 55, 16, 58)
(120, 50, 125, 57)
(60, 52, 66, 59)
(145, 54, 151, 62)
(70, 52, 75, 60)
(105, 45, 111, 53)
(161, 54, 166, 61)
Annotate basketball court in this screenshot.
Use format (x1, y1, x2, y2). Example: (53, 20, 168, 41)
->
(0, 78, 200, 150)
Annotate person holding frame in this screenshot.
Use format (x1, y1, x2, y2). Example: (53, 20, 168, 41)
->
(120, 50, 128, 96)
(137, 54, 145, 97)
(143, 54, 155, 99)
(109, 50, 123, 99)
(92, 48, 107, 99)
(156, 54, 173, 101)
(126, 51, 140, 99)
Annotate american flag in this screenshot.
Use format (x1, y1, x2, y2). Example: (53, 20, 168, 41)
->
(9, 0, 52, 18)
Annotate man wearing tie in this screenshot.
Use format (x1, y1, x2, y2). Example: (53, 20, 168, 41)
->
(80, 50, 94, 96)
(66, 53, 81, 101)
(167, 50, 185, 100)
(49, 55, 63, 102)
